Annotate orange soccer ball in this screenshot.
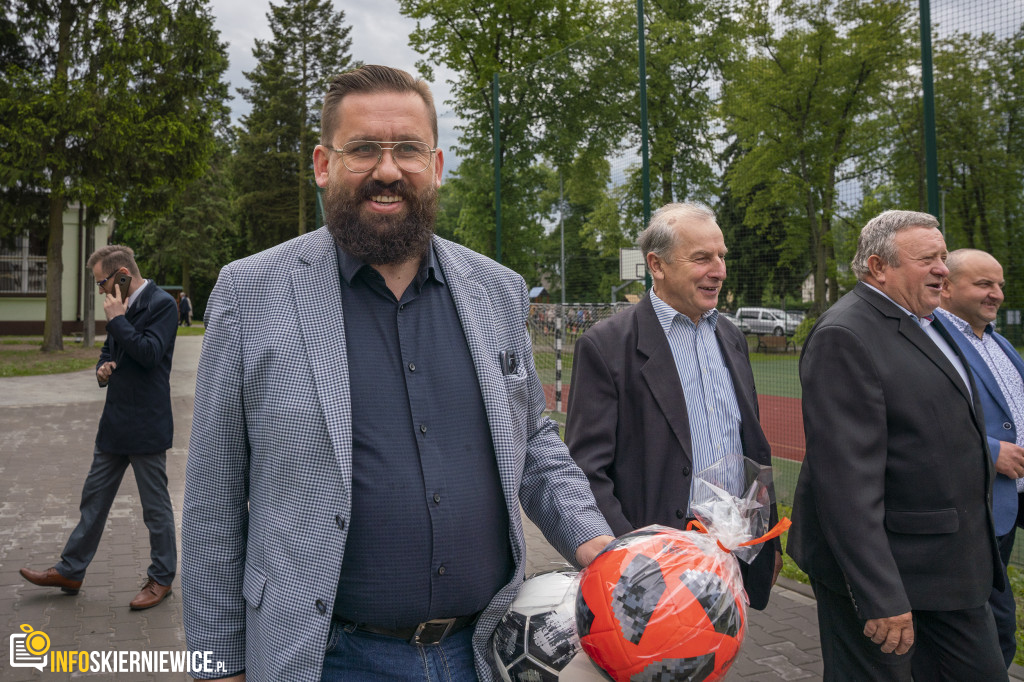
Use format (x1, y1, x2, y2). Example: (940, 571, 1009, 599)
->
(575, 526, 747, 682)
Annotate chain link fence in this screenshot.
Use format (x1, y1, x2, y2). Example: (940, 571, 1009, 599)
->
(496, 0, 1024, 569)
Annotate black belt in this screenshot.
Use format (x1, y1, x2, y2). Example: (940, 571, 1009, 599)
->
(334, 613, 479, 645)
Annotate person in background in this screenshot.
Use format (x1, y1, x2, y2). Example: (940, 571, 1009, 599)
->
(178, 292, 192, 327)
(565, 202, 782, 612)
(789, 210, 1005, 681)
(20, 244, 178, 611)
(937, 248, 1024, 668)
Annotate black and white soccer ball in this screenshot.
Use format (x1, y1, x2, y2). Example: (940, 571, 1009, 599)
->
(492, 569, 590, 682)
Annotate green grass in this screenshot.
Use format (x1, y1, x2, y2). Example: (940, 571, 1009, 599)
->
(749, 353, 802, 399)
(776, 503, 809, 585)
(0, 342, 103, 377)
(176, 324, 205, 336)
(1008, 565, 1024, 666)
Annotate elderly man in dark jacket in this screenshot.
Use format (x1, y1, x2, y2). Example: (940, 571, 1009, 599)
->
(20, 244, 178, 610)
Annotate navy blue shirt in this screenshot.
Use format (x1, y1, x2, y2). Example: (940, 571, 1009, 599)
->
(332, 243, 512, 628)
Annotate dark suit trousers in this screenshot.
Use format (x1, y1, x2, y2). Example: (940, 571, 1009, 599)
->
(56, 448, 176, 585)
(991, 529, 1018, 667)
(811, 579, 1006, 681)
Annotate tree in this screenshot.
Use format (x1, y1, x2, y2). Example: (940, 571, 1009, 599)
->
(1, 0, 230, 350)
(398, 0, 633, 277)
(720, 0, 916, 313)
(640, 0, 743, 206)
(233, 0, 354, 253)
(873, 26, 1024, 309)
(117, 132, 239, 319)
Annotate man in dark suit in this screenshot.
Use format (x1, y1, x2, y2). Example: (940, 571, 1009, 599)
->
(937, 248, 1024, 667)
(565, 202, 782, 611)
(20, 244, 178, 610)
(788, 211, 1006, 680)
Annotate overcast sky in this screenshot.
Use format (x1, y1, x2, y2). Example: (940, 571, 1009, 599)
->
(208, 0, 461, 176)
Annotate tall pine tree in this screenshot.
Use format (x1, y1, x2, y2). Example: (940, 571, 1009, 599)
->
(1, 0, 230, 350)
(234, 0, 354, 253)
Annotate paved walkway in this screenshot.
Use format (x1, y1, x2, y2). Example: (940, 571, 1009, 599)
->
(1, 335, 1020, 681)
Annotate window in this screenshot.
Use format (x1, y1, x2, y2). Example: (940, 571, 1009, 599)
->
(0, 232, 47, 295)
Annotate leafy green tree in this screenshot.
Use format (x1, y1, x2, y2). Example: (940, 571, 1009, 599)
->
(398, 0, 632, 277)
(1, 0, 229, 350)
(873, 26, 1024, 309)
(717, 143, 808, 308)
(117, 134, 238, 318)
(720, 0, 916, 314)
(641, 0, 743, 206)
(233, 0, 354, 254)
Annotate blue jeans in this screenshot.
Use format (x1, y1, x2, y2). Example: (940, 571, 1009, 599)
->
(320, 620, 478, 682)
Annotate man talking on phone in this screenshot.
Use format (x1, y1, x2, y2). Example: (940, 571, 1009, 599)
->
(19, 244, 180, 611)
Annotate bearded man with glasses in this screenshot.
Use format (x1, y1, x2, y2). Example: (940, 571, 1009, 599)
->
(181, 64, 614, 682)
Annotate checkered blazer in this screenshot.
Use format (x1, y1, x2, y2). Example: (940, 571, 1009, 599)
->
(181, 228, 611, 681)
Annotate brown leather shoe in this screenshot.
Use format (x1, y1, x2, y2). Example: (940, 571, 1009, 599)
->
(129, 577, 172, 610)
(20, 567, 82, 594)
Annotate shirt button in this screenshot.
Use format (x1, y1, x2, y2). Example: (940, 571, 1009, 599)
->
(433, 493, 441, 504)
(420, 424, 427, 434)
(438, 565, 446, 575)
(1004, 422, 1013, 430)
(335, 514, 345, 530)
(399, 304, 406, 312)
(315, 599, 326, 614)
(408, 362, 416, 372)
(682, 466, 691, 476)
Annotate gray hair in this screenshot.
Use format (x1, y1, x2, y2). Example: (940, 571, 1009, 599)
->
(851, 210, 940, 280)
(638, 202, 717, 260)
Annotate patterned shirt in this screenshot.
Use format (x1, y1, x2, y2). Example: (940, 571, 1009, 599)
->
(649, 290, 744, 508)
(937, 307, 1024, 492)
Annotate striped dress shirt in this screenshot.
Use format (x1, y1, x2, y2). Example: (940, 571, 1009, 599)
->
(649, 290, 744, 508)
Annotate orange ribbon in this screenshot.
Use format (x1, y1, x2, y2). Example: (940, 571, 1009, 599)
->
(686, 517, 792, 554)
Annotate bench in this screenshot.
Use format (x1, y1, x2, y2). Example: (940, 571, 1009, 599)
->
(755, 335, 796, 353)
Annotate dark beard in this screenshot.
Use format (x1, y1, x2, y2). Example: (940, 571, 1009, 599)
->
(325, 178, 437, 265)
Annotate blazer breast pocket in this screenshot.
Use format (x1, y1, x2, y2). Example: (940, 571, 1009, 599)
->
(885, 508, 959, 535)
(503, 369, 531, 407)
(242, 562, 268, 609)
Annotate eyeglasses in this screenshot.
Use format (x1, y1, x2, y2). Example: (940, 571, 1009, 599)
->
(323, 140, 437, 174)
(96, 270, 119, 289)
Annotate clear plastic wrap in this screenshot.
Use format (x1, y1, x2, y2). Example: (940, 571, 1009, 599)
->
(492, 568, 589, 681)
(574, 455, 787, 682)
(689, 454, 778, 565)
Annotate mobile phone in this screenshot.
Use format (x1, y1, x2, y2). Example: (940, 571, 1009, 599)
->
(116, 274, 132, 301)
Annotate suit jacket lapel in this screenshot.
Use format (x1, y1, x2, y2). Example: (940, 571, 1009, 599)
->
(856, 284, 973, 404)
(928, 315, 980, 410)
(994, 332, 1024, 386)
(293, 231, 353, 480)
(944, 321, 1012, 419)
(433, 239, 522, 555)
(716, 324, 759, 421)
(635, 294, 694, 462)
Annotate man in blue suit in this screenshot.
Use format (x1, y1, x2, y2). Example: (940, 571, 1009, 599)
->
(20, 244, 179, 610)
(181, 65, 614, 682)
(937, 248, 1024, 667)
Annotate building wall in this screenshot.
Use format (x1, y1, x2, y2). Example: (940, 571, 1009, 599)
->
(0, 207, 110, 334)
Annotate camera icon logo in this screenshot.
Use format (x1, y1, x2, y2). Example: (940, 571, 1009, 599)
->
(10, 624, 50, 671)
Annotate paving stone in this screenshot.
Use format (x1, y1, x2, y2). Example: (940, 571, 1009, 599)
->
(3, 336, 1021, 682)
(764, 641, 819, 667)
